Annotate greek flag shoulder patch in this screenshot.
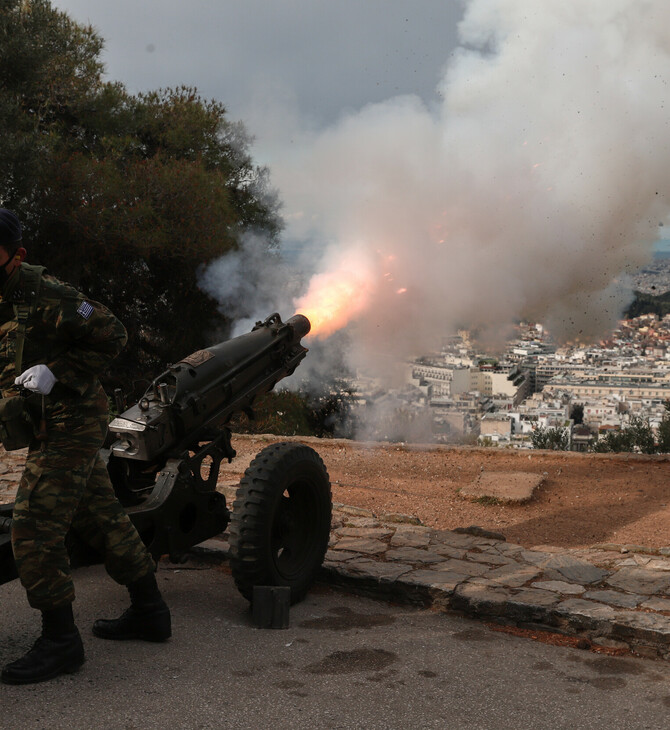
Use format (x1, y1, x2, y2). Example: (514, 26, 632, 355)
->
(77, 301, 94, 320)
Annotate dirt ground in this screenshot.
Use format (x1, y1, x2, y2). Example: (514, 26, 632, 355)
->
(220, 435, 670, 551)
(2, 435, 669, 551)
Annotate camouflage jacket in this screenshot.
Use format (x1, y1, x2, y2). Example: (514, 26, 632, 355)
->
(0, 263, 127, 426)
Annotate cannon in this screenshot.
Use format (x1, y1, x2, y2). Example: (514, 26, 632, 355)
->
(0, 313, 332, 604)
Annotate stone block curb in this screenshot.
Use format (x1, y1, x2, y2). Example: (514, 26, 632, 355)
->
(187, 506, 670, 661)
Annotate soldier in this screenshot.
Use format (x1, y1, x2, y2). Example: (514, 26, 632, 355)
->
(0, 209, 171, 685)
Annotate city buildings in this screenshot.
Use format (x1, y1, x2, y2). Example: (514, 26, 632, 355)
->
(349, 262, 670, 449)
(351, 313, 670, 449)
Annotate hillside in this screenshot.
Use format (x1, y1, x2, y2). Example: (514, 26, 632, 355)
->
(219, 435, 670, 550)
(2, 437, 669, 551)
(626, 289, 670, 318)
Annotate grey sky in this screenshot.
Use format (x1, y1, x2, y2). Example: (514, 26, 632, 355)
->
(51, 0, 463, 152)
(46, 0, 670, 366)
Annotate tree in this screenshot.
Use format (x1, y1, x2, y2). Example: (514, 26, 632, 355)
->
(304, 379, 357, 438)
(229, 391, 313, 436)
(531, 425, 570, 451)
(570, 403, 584, 425)
(591, 416, 658, 454)
(230, 381, 357, 439)
(625, 290, 670, 319)
(0, 1, 280, 391)
(655, 401, 670, 454)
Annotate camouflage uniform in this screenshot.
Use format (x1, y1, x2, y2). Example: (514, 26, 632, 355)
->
(0, 264, 155, 610)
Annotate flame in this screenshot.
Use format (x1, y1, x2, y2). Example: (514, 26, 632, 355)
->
(294, 251, 377, 339)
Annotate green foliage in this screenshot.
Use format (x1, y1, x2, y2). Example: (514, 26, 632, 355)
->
(628, 417, 657, 454)
(303, 380, 356, 438)
(530, 425, 570, 451)
(570, 403, 584, 425)
(591, 414, 663, 454)
(230, 391, 313, 436)
(657, 401, 670, 454)
(0, 1, 281, 390)
(625, 290, 670, 319)
(230, 384, 356, 439)
(473, 495, 501, 506)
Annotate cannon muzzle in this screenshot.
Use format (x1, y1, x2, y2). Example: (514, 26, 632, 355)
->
(285, 313, 310, 341)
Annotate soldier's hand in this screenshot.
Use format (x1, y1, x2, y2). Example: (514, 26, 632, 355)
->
(15, 364, 57, 395)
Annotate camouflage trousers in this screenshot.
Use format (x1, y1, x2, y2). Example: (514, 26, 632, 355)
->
(11, 415, 155, 610)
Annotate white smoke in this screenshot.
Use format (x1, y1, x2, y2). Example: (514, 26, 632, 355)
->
(204, 0, 670, 380)
(199, 232, 296, 336)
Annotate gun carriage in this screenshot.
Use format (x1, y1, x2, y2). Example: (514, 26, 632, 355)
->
(0, 313, 332, 604)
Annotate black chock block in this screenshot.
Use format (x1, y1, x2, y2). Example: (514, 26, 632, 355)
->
(252, 586, 290, 629)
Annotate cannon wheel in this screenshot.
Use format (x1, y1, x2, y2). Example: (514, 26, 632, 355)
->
(229, 442, 332, 604)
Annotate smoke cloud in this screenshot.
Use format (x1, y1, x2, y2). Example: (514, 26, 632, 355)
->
(203, 0, 670, 382)
(199, 232, 295, 335)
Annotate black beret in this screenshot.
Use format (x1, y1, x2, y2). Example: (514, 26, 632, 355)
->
(0, 209, 22, 248)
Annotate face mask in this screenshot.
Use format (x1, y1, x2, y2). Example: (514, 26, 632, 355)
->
(0, 251, 16, 293)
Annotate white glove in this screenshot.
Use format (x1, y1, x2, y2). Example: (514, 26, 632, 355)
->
(15, 364, 57, 395)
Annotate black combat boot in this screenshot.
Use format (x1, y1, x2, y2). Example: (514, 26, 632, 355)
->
(1, 604, 85, 685)
(92, 571, 171, 642)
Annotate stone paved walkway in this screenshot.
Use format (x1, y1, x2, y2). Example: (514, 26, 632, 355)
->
(318, 504, 670, 660)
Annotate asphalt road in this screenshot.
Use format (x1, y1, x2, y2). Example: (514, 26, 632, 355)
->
(1, 560, 670, 730)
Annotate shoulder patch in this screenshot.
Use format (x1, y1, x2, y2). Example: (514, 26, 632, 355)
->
(77, 301, 94, 320)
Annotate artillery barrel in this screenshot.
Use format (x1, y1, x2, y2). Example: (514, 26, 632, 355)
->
(108, 313, 310, 462)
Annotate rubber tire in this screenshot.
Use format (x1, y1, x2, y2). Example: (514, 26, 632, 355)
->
(229, 442, 332, 604)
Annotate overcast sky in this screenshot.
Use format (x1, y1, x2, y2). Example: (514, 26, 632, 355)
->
(45, 0, 670, 369)
(51, 0, 464, 158)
